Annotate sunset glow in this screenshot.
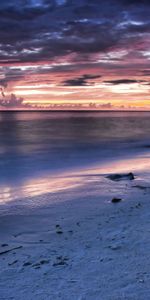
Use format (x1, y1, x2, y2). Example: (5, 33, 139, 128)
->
(0, 0, 149, 110)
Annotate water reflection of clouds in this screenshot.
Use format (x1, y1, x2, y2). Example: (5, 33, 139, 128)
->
(0, 175, 84, 204)
(0, 111, 150, 186)
(0, 153, 150, 205)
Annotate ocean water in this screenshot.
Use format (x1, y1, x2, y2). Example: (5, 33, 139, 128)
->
(0, 111, 150, 206)
(0, 111, 150, 183)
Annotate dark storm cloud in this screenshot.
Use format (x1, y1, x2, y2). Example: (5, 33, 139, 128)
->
(63, 74, 101, 86)
(0, 0, 149, 64)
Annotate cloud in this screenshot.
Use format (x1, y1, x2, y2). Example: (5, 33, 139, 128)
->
(0, 0, 149, 64)
(63, 74, 101, 86)
(0, 0, 149, 109)
(96, 103, 113, 109)
(104, 79, 143, 85)
(0, 93, 24, 107)
(0, 79, 8, 88)
(122, 0, 150, 5)
(141, 70, 150, 76)
(0, 68, 24, 87)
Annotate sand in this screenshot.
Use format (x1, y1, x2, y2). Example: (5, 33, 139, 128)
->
(0, 156, 150, 300)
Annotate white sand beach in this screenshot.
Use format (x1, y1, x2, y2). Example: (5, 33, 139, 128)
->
(0, 153, 150, 300)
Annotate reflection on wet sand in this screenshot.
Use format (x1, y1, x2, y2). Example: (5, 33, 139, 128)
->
(0, 152, 150, 204)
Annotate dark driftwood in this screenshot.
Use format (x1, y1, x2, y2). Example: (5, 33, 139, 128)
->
(0, 246, 22, 256)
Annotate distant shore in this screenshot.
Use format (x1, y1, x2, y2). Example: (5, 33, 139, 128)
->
(1, 109, 150, 113)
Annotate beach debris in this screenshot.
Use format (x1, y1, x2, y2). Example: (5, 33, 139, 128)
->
(39, 259, 49, 265)
(56, 224, 60, 228)
(56, 229, 63, 234)
(111, 198, 122, 203)
(136, 203, 142, 208)
(56, 224, 63, 234)
(109, 244, 122, 250)
(34, 265, 41, 269)
(0, 246, 22, 256)
(8, 260, 18, 266)
(107, 172, 135, 181)
(133, 185, 148, 190)
(53, 256, 69, 266)
(138, 279, 145, 283)
(23, 261, 32, 267)
(1, 244, 8, 247)
(32, 260, 49, 268)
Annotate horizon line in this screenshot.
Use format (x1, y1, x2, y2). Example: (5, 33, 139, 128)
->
(0, 109, 150, 113)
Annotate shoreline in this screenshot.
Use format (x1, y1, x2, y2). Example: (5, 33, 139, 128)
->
(0, 150, 150, 211)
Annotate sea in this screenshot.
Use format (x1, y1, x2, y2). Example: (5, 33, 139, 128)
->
(0, 111, 150, 209)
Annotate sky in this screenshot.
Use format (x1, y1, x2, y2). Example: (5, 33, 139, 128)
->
(0, 0, 149, 110)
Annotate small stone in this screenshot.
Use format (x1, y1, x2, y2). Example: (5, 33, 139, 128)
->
(139, 279, 144, 283)
(136, 203, 142, 208)
(109, 245, 122, 250)
(56, 230, 63, 234)
(53, 256, 69, 266)
(23, 262, 32, 267)
(56, 224, 63, 234)
(40, 260, 49, 265)
(111, 198, 122, 203)
(1, 244, 8, 247)
(56, 224, 61, 228)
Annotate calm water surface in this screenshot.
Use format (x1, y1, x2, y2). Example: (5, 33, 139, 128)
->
(0, 111, 150, 206)
(0, 111, 150, 183)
